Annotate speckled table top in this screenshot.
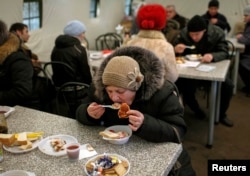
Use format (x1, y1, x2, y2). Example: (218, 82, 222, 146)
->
(0, 106, 182, 176)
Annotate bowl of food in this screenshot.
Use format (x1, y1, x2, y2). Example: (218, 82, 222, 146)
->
(185, 54, 202, 61)
(84, 153, 130, 176)
(99, 125, 132, 145)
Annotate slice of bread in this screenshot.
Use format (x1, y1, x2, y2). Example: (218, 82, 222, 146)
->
(17, 132, 27, 145)
(0, 133, 16, 146)
(99, 130, 120, 139)
(19, 140, 32, 150)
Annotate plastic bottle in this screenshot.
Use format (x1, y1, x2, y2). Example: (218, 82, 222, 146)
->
(0, 142, 3, 162)
(0, 114, 8, 134)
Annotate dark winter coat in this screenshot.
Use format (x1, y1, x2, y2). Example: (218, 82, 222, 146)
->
(76, 46, 186, 143)
(0, 33, 38, 108)
(202, 11, 231, 32)
(175, 22, 229, 62)
(51, 35, 92, 86)
(238, 22, 250, 55)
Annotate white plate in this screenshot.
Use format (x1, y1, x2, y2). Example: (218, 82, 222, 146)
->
(90, 52, 102, 60)
(185, 54, 202, 61)
(0, 106, 15, 118)
(84, 153, 130, 176)
(0, 170, 35, 176)
(38, 134, 78, 156)
(3, 133, 43, 154)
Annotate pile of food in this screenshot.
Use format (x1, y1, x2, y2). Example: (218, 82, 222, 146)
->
(99, 130, 129, 139)
(50, 138, 66, 152)
(176, 56, 186, 64)
(0, 132, 43, 150)
(85, 154, 129, 176)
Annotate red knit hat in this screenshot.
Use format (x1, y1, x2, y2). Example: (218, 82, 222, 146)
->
(136, 4, 166, 30)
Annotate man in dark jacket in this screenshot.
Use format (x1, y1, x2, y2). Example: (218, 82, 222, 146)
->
(0, 20, 39, 109)
(76, 46, 196, 176)
(174, 15, 234, 127)
(202, 0, 231, 33)
(51, 20, 92, 87)
(236, 5, 250, 95)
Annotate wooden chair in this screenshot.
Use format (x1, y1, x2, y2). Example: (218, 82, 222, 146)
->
(95, 32, 123, 50)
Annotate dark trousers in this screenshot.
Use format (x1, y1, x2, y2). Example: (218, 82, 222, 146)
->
(176, 77, 234, 119)
(239, 58, 250, 92)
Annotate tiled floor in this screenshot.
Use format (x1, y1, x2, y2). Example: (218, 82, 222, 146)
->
(182, 82, 250, 176)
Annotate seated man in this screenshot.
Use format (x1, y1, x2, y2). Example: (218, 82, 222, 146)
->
(236, 5, 250, 95)
(202, 0, 231, 34)
(174, 15, 234, 127)
(165, 4, 188, 30)
(9, 22, 41, 75)
(0, 20, 39, 109)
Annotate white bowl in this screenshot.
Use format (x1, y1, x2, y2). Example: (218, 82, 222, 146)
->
(90, 52, 102, 60)
(1, 170, 30, 176)
(102, 125, 132, 145)
(0, 106, 15, 117)
(84, 153, 130, 176)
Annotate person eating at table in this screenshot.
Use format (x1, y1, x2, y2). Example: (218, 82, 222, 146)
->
(76, 46, 196, 176)
(174, 15, 234, 127)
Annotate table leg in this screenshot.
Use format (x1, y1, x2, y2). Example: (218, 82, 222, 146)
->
(232, 49, 240, 94)
(215, 82, 221, 124)
(206, 81, 217, 148)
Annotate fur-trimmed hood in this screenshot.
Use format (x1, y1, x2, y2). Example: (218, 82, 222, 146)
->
(0, 33, 20, 64)
(93, 46, 165, 101)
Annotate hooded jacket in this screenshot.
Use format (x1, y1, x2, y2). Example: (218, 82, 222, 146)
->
(175, 22, 229, 62)
(0, 33, 37, 108)
(76, 46, 186, 143)
(124, 30, 178, 83)
(51, 35, 92, 86)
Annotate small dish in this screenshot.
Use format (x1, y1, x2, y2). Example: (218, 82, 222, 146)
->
(101, 125, 132, 145)
(84, 153, 130, 176)
(3, 132, 43, 154)
(185, 54, 202, 61)
(90, 52, 102, 60)
(38, 134, 78, 156)
(0, 106, 15, 118)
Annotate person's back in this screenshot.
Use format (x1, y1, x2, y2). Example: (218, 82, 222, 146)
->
(236, 5, 250, 95)
(51, 20, 92, 87)
(124, 4, 178, 83)
(202, 0, 231, 33)
(0, 20, 39, 109)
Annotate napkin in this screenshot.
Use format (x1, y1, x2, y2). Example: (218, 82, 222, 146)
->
(79, 143, 97, 160)
(196, 65, 216, 72)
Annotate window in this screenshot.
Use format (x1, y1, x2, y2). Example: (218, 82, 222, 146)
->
(23, 0, 42, 31)
(124, 0, 132, 16)
(90, 0, 100, 18)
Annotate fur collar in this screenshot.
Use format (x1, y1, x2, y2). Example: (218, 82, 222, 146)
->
(94, 46, 165, 101)
(137, 30, 166, 40)
(0, 33, 20, 64)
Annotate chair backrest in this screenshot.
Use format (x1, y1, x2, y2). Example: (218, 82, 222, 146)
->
(55, 82, 90, 118)
(43, 61, 75, 88)
(95, 32, 123, 50)
(226, 39, 236, 60)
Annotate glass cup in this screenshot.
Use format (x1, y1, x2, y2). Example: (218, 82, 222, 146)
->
(66, 143, 80, 162)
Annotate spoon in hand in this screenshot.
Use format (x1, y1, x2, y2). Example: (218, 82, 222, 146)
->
(185, 45, 196, 49)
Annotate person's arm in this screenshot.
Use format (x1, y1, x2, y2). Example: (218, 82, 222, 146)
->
(135, 82, 187, 143)
(237, 26, 250, 45)
(0, 55, 33, 106)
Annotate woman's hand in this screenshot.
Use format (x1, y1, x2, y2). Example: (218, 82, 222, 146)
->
(127, 109, 144, 131)
(87, 102, 105, 119)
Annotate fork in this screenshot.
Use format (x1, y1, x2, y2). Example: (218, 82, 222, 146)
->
(185, 45, 196, 49)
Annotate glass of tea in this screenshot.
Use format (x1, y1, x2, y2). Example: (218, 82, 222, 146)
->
(66, 143, 80, 162)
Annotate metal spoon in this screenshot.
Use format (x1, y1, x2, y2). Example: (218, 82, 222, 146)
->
(100, 104, 120, 110)
(186, 45, 196, 49)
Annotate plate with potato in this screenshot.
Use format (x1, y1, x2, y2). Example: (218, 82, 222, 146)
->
(2, 132, 43, 154)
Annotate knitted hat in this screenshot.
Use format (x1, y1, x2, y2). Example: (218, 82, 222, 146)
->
(63, 20, 86, 36)
(208, 0, 219, 8)
(187, 15, 207, 32)
(244, 5, 250, 15)
(102, 56, 144, 91)
(136, 4, 166, 30)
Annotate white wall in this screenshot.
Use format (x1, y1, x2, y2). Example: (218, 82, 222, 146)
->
(1, 0, 249, 62)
